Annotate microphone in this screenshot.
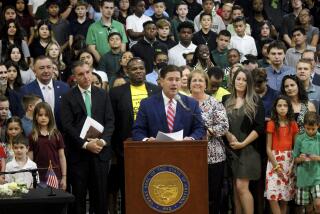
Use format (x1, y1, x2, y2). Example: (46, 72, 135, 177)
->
(174, 94, 190, 111)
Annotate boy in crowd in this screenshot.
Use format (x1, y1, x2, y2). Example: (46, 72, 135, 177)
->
(265, 40, 295, 91)
(21, 94, 41, 137)
(226, 5, 251, 36)
(146, 50, 168, 85)
(5, 134, 38, 188)
(69, 1, 94, 47)
(229, 16, 257, 62)
(156, 19, 176, 50)
(98, 32, 123, 82)
(293, 111, 320, 213)
(285, 27, 316, 68)
(211, 29, 231, 69)
(47, 0, 70, 51)
(151, 0, 170, 23)
(126, 0, 152, 48)
(192, 13, 217, 53)
(207, 67, 230, 102)
(194, 0, 225, 33)
(171, 1, 192, 42)
(258, 38, 273, 68)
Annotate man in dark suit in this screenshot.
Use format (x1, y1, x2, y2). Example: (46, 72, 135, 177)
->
(109, 57, 160, 212)
(302, 50, 320, 86)
(60, 61, 114, 214)
(20, 56, 69, 129)
(132, 64, 205, 141)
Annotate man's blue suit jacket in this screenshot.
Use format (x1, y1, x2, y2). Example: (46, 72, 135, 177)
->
(132, 92, 206, 141)
(20, 80, 69, 129)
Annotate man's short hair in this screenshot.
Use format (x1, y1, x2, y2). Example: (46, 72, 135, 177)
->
(156, 19, 171, 28)
(108, 32, 122, 41)
(71, 60, 86, 74)
(143, 20, 156, 29)
(304, 111, 320, 126)
(200, 13, 212, 21)
(218, 30, 231, 38)
(12, 134, 29, 147)
(207, 67, 224, 80)
(297, 58, 312, 68)
(33, 55, 52, 66)
(267, 40, 287, 54)
(302, 50, 317, 62)
(177, 21, 194, 33)
(232, 4, 243, 13)
(233, 16, 246, 24)
(160, 64, 181, 78)
(292, 26, 306, 35)
(127, 57, 145, 69)
(76, 1, 89, 8)
(22, 94, 41, 111)
(100, 0, 114, 7)
(0, 95, 8, 103)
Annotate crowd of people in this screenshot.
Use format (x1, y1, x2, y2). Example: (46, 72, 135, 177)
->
(0, 0, 320, 213)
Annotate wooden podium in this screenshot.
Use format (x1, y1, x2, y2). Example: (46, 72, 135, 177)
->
(124, 140, 208, 214)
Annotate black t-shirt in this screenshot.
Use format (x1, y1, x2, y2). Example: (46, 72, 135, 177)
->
(70, 18, 95, 38)
(192, 30, 217, 53)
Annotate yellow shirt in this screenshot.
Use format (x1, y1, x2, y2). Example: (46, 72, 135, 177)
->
(213, 87, 230, 102)
(130, 84, 148, 120)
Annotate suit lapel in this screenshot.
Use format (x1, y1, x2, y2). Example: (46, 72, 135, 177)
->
(34, 81, 44, 100)
(75, 87, 87, 114)
(155, 93, 169, 132)
(124, 84, 134, 122)
(91, 86, 98, 117)
(173, 100, 182, 132)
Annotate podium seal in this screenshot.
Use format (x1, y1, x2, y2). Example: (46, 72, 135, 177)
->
(142, 165, 190, 213)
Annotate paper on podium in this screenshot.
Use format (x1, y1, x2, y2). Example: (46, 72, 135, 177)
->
(155, 130, 183, 141)
(80, 117, 104, 140)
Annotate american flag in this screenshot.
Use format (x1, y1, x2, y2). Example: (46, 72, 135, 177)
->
(46, 162, 59, 189)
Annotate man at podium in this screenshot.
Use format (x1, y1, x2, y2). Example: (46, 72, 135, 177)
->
(132, 65, 205, 141)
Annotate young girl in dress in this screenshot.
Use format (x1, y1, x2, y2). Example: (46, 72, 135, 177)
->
(28, 102, 66, 190)
(4, 116, 24, 163)
(265, 95, 299, 214)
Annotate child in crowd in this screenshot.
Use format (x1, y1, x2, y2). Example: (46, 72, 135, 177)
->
(5, 116, 24, 163)
(150, 0, 169, 23)
(230, 16, 257, 62)
(265, 95, 298, 214)
(192, 13, 217, 53)
(28, 102, 66, 190)
(226, 4, 251, 36)
(293, 111, 320, 213)
(45, 41, 67, 81)
(5, 61, 23, 92)
(171, 1, 191, 42)
(5, 134, 38, 188)
(69, 1, 94, 47)
(0, 96, 10, 142)
(21, 94, 41, 137)
(156, 19, 176, 50)
(211, 30, 231, 69)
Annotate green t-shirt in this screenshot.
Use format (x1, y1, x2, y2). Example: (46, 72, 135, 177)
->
(86, 19, 128, 56)
(211, 48, 229, 69)
(293, 132, 320, 188)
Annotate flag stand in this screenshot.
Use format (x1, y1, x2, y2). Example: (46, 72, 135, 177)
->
(48, 186, 56, 196)
(46, 160, 59, 196)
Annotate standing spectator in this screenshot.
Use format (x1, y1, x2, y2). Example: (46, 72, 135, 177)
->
(20, 56, 69, 130)
(168, 21, 196, 66)
(258, 38, 273, 68)
(194, 0, 225, 33)
(15, 0, 35, 45)
(229, 17, 257, 62)
(296, 8, 319, 47)
(281, 0, 303, 47)
(0, 19, 30, 63)
(226, 5, 251, 36)
(98, 32, 123, 83)
(61, 61, 114, 214)
(285, 27, 316, 68)
(115, 0, 131, 25)
(150, 0, 170, 23)
(28, 0, 46, 16)
(280, 75, 316, 132)
(146, 50, 168, 85)
(86, 0, 127, 62)
(302, 50, 320, 86)
(21, 94, 41, 137)
(109, 57, 160, 213)
(192, 13, 217, 53)
(185, 0, 202, 21)
(29, 20, 54, 61)
(207, 67, 230, 102)
(223, 68, 265, 214)
(265, 95, 298, 214)
(255, 21, 274, 59)
(45, 41, 68, 81)
(296, 59, 320, 112)
(126, 0, 152, 48)
(171, 1, 192, 42)
(46, 0, 70, 52)
(189, 69, 229, 214)
(5, 44, 35, 84)
(4, 61, 23, 92)
(69, 1, 94, 47)
(191, 44, 214, 73)
(156, 19, 176, 50)
(220, 3, 233, 28)
(266, 40, 295, 91)
(131, 21, 167, 74)
(211, 30, 231, 69)
(179, 65, 191, 95)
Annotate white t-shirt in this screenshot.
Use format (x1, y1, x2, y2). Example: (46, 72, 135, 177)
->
(93, 69, 108, 82)
(126, 14, 152, 47)
(168, 43, 197, 66)
(230, 34, 257, 62)
(28, 0, 46, 14)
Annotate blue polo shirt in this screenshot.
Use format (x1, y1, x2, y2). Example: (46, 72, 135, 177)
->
(266, 65, 295, 91)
